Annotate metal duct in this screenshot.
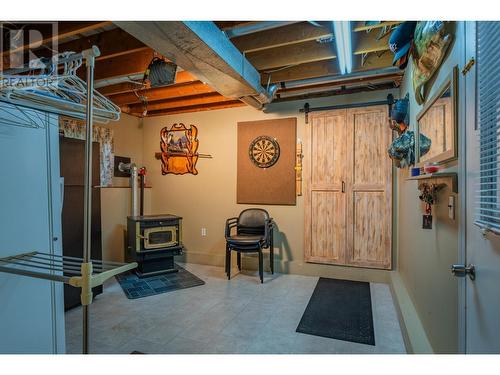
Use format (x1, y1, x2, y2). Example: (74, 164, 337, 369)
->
(118, 162, 139, 217)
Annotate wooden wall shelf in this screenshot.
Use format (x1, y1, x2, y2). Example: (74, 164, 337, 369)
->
(406, 172, 458, 193)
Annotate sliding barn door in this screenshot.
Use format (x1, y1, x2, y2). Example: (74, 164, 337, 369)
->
(304, 110, 347, 264)
(346, 106, 392, 269)
(304, 106, 392, 269)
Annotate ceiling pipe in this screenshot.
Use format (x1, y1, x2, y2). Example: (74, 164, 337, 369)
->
(224, 21, 300, 39)
(279, 67, 402, 90)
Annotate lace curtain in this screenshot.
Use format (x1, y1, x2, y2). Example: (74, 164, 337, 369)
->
(59, 116, 114, 186)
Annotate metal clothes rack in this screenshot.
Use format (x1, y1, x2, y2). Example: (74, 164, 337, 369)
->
(0, 252, 136, 294)
(0, 46, 135, 354)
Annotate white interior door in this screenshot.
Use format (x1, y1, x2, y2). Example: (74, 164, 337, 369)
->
(463, 21, 500, 354)
(0, 104, 65, 353)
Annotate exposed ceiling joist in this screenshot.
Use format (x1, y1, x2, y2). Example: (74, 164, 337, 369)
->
(353, 29, 391, 55)
(110, 81, 216, 106)
(353, 21, 402, 32)
(97, 70, 197, 96)
(223, 21, 300, 38)
(38, 27, 147, 61)
(247, 40, 336, 71)
(261, 58, 339, 84)
(232, 21, 333, 53)
(142, 100, 245, 117)
(122, 92, 233, 114)
(90, 48, 154, 81)
(261, 50, 396, 84)
(0, 21, 112, 59)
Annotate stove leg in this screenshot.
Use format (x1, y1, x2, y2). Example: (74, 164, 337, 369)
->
(237, 252, 241, 271)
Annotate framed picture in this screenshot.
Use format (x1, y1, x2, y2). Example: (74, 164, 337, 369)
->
(160, 123, 199, 175)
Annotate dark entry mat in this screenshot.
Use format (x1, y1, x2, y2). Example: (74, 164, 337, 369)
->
(116, 264, 205, 299)
(296, 277, 375, 345)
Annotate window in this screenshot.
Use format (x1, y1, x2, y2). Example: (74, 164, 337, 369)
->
(476, 22, 500, 234)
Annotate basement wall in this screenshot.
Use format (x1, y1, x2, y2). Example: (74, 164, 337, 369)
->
(140, 90, 398, 283)
(100, 114, 150, 262)
(392, 21, 465, 353)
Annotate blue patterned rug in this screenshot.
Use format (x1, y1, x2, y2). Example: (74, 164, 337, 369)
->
(115, 264, 205, 299)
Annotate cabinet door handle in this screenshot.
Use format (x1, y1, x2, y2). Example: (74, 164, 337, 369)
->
(341, 181, 345, 193)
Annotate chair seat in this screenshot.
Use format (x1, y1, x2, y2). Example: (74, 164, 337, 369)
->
(226, 234, 264, 246)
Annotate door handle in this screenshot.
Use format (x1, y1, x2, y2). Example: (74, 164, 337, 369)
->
(451, 264, 476, 280)
(341, 181, 345, 193)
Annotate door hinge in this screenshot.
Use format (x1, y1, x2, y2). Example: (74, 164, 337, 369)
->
(462, 58, 475, 76)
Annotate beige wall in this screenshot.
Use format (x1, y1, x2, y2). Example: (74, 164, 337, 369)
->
(100, 114, 151, 262)
(141, 90, 398, 283)
(394, 21, 463, 353)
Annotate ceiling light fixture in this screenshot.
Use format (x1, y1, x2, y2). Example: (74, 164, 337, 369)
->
(332, 21, 353, 74)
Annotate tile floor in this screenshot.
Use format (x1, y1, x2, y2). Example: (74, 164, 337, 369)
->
(65, 263, 407, 354)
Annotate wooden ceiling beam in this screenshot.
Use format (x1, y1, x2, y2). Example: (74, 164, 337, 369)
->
(1, 21, 112, 59)
(246, 39, 336, 71)
(97, 70, 197, 96)
(109, 81, 216, 106)
(123, 92, 234, 114)
(139, 100, 245, 117)
(231, 21, 333, 53)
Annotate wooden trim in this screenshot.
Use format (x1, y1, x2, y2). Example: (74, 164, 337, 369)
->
(415, 66, 459, 166)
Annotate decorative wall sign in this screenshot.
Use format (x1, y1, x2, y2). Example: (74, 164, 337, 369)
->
(237, 118, 297, 205)
(160, 123, 199, 175)
(248, 135, 280, 168)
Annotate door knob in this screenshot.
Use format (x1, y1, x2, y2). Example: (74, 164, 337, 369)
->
(451, 264, 476, 280)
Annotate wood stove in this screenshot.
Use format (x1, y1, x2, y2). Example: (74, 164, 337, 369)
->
(126, 214, 183, 277)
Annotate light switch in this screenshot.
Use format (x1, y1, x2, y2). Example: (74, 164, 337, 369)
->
(448, 196, 455, 220)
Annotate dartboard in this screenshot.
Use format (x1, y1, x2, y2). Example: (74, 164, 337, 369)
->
(249, 135, 280, 168)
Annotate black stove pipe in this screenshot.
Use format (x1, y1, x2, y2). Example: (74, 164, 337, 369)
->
(139, 174, 145, 216)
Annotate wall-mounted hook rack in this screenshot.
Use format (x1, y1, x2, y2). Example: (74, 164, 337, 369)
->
(406, 172, 458, 193)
